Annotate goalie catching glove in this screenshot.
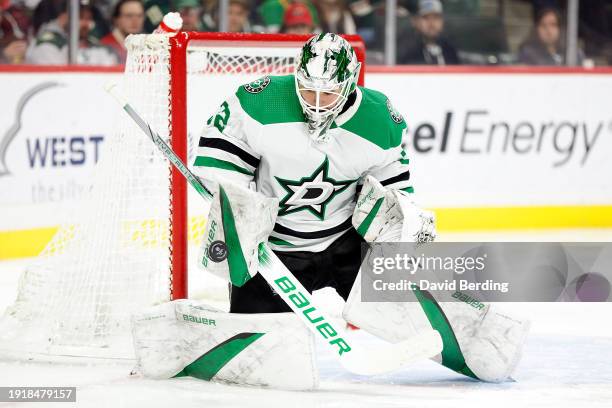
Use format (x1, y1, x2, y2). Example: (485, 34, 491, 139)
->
(200, 180, 278, 287)
(352, 175, 436, 243)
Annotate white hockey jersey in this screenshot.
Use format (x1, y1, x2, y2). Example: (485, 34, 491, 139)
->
(193, 75, 413, 252)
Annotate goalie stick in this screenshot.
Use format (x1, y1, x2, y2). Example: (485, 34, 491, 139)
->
(105, 83, 443, 376)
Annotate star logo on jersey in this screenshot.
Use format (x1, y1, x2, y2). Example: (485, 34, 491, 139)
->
(275, 157, 357, 220)
(243, 76, 271, 94)
(386, 98, 404, 124)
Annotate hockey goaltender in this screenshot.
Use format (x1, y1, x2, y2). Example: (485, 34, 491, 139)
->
(129, 30, 530, 390)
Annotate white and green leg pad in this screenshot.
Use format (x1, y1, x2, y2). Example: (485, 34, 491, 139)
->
(132, 299, 318, 390)
(199, 180, 279, 287)
(343, 277, 530, 382)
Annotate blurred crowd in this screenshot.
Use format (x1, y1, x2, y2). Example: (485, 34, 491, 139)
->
(1, 0, 611, 65)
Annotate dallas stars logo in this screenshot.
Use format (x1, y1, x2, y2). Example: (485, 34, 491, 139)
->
(244, 76, 270, 94)
(275, 157, 357, 220)
(386, 98, 404, 124)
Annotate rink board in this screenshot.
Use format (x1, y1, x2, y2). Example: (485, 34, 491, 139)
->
(1, 67, 611, 258)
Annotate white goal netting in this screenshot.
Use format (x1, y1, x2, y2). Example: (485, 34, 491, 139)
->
(0, 34, 305, 360)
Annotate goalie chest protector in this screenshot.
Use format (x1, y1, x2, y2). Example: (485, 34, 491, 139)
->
(195, 75, 411, 252)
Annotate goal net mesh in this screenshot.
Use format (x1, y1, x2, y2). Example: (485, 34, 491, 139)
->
(0, 34, 305, 359)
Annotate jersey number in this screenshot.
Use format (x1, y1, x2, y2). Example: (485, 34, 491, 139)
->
(208, 101, 231, 133)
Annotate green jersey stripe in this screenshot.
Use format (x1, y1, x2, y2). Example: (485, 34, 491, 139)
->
(268, 236, 296, 246)
(199, 137, 260, 168)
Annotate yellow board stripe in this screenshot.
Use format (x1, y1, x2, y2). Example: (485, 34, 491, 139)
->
(1, 205, 612, 260)
(0, 227, 58, 260)
(435, 205, 612, 231)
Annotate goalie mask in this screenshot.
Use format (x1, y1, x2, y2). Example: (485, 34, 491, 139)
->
(295, 33, 361, 143)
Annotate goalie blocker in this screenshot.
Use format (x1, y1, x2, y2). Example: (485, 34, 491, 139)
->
(199, 180, 278, 287)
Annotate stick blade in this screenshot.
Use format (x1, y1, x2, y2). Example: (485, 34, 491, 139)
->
(340, 329, 443, 376)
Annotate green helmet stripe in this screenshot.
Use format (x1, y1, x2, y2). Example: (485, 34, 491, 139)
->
(299, 42, 317, 77)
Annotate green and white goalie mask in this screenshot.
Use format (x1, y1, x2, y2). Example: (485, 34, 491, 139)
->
(295, 33, 361, 142)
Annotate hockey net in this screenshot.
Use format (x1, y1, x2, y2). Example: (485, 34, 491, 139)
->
(0, 33, 366, 360)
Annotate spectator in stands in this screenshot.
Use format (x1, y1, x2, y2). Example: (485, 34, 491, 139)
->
(1, 0, 30, 64)
(227, 0, 251, 32)
(518, 7, 584, 66)
(314, 0, 356, 34)
(95, 0, 117, 21)
(200, 0, 217, 31)
(280, 1, 317, 34)
(349, 0, 412, 63)
(348, 0, 377, 45)
(101, 0, 144, 63)
(398, 0, 459, 65)
(176, 0, 203, 31)
(32, 0, 63, 34)
(89, 2, 112, 40)
(406, 0, 480, 16)
(258, 0, 287, 33)
(33, 0, 110, 39)
(26, 0, 118, 65)
(258, 0, 318, 33)
(197, 0, 252, 32)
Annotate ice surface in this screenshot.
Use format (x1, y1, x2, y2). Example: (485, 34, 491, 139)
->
(1, 332, 610, 408)
(1, 229, 612, 408)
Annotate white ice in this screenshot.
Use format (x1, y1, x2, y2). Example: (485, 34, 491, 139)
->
(1, 229, 612, 407)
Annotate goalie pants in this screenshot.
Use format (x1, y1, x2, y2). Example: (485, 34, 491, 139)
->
(229, 229, 365, 313)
